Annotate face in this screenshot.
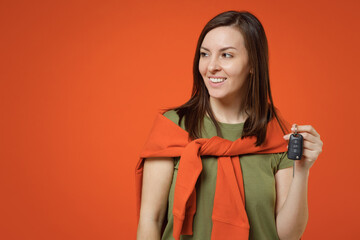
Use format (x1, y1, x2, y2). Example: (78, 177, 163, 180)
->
(199, 26, 251, 102)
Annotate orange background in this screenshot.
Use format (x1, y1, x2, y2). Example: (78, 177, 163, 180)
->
(1, 0, 359, 239)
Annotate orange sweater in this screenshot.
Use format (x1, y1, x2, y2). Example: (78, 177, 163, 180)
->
(135, 110, 288, 240)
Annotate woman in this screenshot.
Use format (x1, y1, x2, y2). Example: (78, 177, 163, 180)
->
(136, 10, 323, 240)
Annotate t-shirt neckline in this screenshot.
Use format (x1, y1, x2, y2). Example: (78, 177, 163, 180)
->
(205, 114, 245, 129)
(204, 114, 245, 128)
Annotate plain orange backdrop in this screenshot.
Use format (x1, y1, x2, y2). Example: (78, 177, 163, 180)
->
(1, 0, 359, 239)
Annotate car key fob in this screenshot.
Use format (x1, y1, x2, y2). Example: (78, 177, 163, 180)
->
(287, 125, 303, 160)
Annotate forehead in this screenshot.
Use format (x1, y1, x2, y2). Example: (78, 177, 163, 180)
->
(201, 26, 245, 49)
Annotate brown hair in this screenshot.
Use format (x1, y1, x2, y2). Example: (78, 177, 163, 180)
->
(161, 10, 290, 146)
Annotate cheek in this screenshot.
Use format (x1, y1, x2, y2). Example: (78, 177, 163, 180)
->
(198, 61, 206, 75)
(224, 61, 248, 78)
(222, 61, 237, 74)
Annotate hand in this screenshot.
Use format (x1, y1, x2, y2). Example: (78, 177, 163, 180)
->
(283, 124, 323, 171)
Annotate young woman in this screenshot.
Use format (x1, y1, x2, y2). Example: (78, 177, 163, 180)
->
(136, 10, 323, 240)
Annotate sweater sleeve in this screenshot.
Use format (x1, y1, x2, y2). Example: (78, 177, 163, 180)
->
(163, 110, 181, 169)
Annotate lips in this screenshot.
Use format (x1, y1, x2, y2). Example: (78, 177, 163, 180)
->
(208, 77, 227, 87)
(209, 77, 227, 83)
(208, 76, 227, 79)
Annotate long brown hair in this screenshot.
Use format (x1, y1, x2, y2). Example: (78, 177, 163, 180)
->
(161, 10, 290, 146)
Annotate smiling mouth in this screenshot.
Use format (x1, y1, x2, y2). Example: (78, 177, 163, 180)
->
(209, 77, 227, 83)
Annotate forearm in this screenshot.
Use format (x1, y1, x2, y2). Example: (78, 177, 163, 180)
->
(276, 167, 309, 240)
(137, 218, 162, 240)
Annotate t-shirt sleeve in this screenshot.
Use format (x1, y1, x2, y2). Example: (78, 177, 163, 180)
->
(163, 110, 181, 168)
(273, 151, 294, 173)
(163, 109, 180, 126)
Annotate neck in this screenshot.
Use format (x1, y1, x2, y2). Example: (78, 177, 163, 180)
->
(209, 95, 248, 124)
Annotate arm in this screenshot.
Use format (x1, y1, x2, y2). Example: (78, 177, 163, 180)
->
(275, 124, 323, 240)
(275, 166, 309, 240)
(137, 157, 174, 240)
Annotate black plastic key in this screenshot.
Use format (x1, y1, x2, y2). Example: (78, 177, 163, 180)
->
(287, 133, 303, 160)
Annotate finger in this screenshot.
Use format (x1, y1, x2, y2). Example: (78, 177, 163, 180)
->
(292, 124, 320, 137)
(283, 132, 318, 144)
(283, 133, 292, 140)
(299, 132, 319, 144)
(302, 148, 319, 161)
(303, 140, 318, 151)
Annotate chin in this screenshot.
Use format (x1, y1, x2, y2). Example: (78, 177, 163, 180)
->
(206, 86, 231, 100)
(209, 94, 228, 100)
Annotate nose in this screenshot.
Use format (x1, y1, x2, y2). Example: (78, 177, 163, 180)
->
(208, 56, 221, 72)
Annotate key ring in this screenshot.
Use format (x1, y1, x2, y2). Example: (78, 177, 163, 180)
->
(294, 124, 298, 135)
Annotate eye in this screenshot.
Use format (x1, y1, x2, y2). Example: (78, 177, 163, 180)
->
(222, 53, 233, 58)
(200, 52, 208, 57)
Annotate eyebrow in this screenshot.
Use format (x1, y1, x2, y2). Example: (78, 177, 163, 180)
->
(200, 46, 237, 51)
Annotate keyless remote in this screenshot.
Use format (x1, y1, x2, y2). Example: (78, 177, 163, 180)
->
(287, 133, 303, 160)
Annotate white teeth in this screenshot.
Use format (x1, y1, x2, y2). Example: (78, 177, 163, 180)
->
(209, 77, 226, 83)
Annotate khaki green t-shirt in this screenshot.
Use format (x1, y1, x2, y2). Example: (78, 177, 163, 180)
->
(161, 110, 294, 240)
